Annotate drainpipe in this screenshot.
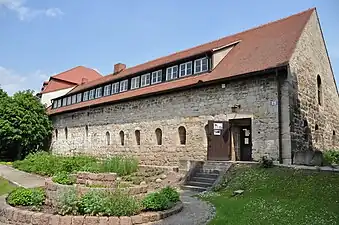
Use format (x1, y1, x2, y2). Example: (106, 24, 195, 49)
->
(276, 69, 283, 164)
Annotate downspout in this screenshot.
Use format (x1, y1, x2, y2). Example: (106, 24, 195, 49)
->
(276, 69, 283, 164)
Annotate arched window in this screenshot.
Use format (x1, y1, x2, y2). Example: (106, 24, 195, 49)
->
(178, 126, 186, 145)
(317, 75, 322, 106)
(303, 120, 308, 128)
(135, 130, 141, 145)
(85, 125, 89, 137)
(155, 128, 162, 145)
(55, 129, 58, 140)
(315, 124, 319, 143)
(119, 131, 124, 146)
(106, 131, 110, 145)
(65, 127, 68, 140)
(205, 124, 209, 144)
(333, 130, 336, 146)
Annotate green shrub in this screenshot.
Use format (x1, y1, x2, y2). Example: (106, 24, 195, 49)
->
(160, 186, 180, 203)
(78, 190, 140, 216)
(323, 150, 339, 165)
(259, 156, 274, 168)
(13, 152, 57, 176)
(52, 172, 76, 185)
(57, 188, 81, 216)
(101, 156, 139, 176)
(7, 187, 45, 207)
(142, 192, 171, 211)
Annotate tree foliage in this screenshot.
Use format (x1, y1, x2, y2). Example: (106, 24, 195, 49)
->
(0, 89, 52, 160)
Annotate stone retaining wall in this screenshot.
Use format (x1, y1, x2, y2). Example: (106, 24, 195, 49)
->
(76, 172, 117, 187)
(45, 178, 148, 207)
(0, 196, 183, 225)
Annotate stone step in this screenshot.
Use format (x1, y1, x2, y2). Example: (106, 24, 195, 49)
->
(195, 172, 219, 179)
(197, 168, 221, 174)
(181, 185, 207, 192)
(190, 176, 216, 184)
(186, 181, 213, 188)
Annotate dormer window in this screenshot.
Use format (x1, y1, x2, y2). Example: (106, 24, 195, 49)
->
(71, 95, 76, 104)
(53, 100, 57, 109)
(67, 96, 72, 105)
(95, 87, 102, 98)
(76, 93, 82, 103)
(194, 57, 208, 74)
(179, 61, 192, 77)
(62, 98, 67, 106)
(57, 99, 62, 107)
(112, 82, 119, 94)
(83, 91, 89, 101)
(151, 70, 162, 84)
(166, 65, 178, 80)
(120, 80, 128, 92)
(104, 84, 111, 96)
(131, 76, 140, 89)
(89, 89, 95, 100)
(141, 73, 151, 87)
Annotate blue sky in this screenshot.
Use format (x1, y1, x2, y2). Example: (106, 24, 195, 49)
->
(0, 0, 338, 95)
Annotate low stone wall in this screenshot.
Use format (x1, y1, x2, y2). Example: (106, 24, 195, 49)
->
(45, 178, 148, 207)
(76, 172, 117, 187)
(0, 196, 183, 225)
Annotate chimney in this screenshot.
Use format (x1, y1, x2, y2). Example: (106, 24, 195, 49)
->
(81, 78, 88, 84)
(113, 63, 126, 75)
(41, 81, 49, 91)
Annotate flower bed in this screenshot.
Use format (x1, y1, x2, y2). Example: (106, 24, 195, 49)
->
(0, 195, 183, 225)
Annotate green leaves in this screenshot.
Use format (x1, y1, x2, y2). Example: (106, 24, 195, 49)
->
(7, 187, 45, 207)
(142, 186, 180, 211)
(0, 89, 52, 160)
(52, 172, 76, 185)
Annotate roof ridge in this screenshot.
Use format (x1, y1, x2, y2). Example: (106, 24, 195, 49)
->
(118, 8, 316, 75)
(51, 66, 85, 79)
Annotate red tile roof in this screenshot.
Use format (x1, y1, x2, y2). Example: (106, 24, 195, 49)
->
(48, 8, 315, 115)
(41, 66, 102, 94)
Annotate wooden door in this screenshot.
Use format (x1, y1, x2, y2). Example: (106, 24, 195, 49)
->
(240, 126, 252, 161)
(207, 120, 231, 161)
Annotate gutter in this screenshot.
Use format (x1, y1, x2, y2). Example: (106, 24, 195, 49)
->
(276, 69, 283, 164)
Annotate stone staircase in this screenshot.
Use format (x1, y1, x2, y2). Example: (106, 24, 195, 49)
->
(182, 161, 233, 192)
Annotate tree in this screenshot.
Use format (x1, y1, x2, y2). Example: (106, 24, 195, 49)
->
(0, 89, 52, 160)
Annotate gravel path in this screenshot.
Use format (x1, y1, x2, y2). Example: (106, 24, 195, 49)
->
(0, 165, 45, 188)
(151, 190, 215, 225)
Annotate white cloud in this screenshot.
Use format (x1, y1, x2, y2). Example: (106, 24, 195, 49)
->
(0, 0, 63, 21)
(0, 66, 49, 95)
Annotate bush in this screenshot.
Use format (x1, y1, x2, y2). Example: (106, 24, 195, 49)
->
(323, 150, 339, 165)
(79, 190, 140, 216)
(7, 187, 45, 207)
(52, 172, 76, 185)
(160, 186, 180, 203)
(142, 192, 171, 211)
(13, 153, 138, 177)
(57, 188, 81, 216)
(259, 156, 274, 168)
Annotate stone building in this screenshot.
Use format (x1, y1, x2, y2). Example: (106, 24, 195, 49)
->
(48, 8, 339, 166)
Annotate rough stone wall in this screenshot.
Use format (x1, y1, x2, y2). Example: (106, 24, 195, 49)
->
(289, 10, 339, 153)
(50, 74, 280, 166)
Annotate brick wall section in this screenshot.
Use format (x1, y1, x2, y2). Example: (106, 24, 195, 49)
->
(50, 74, 281, 165)
(76, 172, 117, 187)
(289, 11, 339, 153)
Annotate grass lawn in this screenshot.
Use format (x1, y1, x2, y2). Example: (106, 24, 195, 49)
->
(201, 165, 339, 225)
(0, 177, 15, 195)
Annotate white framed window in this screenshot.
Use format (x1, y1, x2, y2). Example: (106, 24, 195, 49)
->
(76, 93, 82, 103)
(166, 65, 178, 80)
(112, 82, 119, 94)
(141, 73, 150, 87)
(120, 80, 128, 92)
(67, 96, 72, 105)
(53, 100, 57, 109)
(71, 95, 76, 104)
(194, 57, 208, 74)
(104, 84, 111, 96)
(62, 98, 67, 106)
(151, 70, 162, 84)
(89, 89, 95, 100)
(57, 99, 62, 108)
(179, 61, 192, 77)
(131, 76, 140, 89)
(95, 87, 102, 98)
(83, 91, 89, 101)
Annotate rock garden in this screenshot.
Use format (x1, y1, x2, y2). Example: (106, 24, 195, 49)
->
(0, 152, 184, 225)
